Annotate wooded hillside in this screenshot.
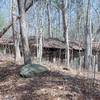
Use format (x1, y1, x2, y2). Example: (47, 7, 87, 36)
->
(0, 0, 100, 100)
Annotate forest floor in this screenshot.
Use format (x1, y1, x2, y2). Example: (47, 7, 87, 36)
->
(0, 59, 100, 100)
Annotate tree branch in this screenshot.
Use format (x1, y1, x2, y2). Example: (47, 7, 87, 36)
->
(0, 0, 38, 38)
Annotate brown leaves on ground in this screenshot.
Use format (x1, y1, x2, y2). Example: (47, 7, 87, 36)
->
(0, 62, 100, 100)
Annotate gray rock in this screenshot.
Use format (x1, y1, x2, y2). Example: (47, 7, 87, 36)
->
(20, 64, 49, 77)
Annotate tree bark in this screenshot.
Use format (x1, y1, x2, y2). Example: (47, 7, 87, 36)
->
(37, 1, 43, 64)
(61, 0, 70, 67)
(98, 52, 100, 71)
(76, 0, 83, 70)
(17, 0, 32, 64)
(47, 0, 52, 38)
(12, 0, 21, 64)
(84, 0, 92, 70)
(0, 0, 38, 38)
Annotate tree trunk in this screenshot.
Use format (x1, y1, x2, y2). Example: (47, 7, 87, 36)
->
(98, 52, 100, 71)
(38, 1, 43, 64)
(35, 1, 43, 64)
(61, 0, 70, 67)
(47, 0, 52, 38)
(75, 0, 83, 40)
(84, 0, 92, 71)
(38, 31, 43, 63)
(76, 0, 83, 70)
(0, 0, 38, 38)
(17, 0, 32, 64)
(12, 0, 21, 64)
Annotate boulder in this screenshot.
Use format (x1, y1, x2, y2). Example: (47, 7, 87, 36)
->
(20, 64, 49, 78)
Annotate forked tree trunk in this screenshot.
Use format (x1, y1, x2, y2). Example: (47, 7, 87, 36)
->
(17, 0, 32, 64)
(12, 0, 21, 64)
(0, 0, 35, 38)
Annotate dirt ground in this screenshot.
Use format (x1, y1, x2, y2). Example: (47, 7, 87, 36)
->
(0, 61, 100, 100)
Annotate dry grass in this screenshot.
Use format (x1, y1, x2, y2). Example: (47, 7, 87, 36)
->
(0, 58, 100, 100)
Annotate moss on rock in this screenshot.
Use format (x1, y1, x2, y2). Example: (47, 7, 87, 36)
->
(20, 64, 48, 78)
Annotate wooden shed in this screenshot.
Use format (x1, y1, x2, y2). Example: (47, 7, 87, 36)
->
(0, 37, 14, 54)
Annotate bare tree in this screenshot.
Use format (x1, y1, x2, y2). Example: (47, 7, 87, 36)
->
(84, 0, 92, 70)
(61, 0, 70, 67)
(75, 0, 83, 40)
(37, 0, 44, 63)
(0, 0, 38, 38)
(46, 0, 52, 38)
(75, 0, 84, 70)
(17, 0, 32, 64)
(12, 0, 21, 64)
